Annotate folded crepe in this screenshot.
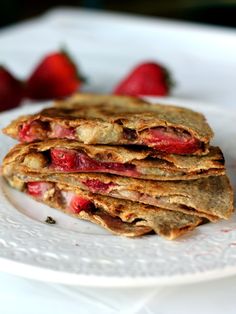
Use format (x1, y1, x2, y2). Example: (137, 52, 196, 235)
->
(3, 93, 213, 155)
(3, 175, 202, 239)
(2, 143, 233, 221)
(3, 156, 233, 222)
(2, 139, 225, 181)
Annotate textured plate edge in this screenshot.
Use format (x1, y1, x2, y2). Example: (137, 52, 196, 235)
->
(1, 257, 236, 287)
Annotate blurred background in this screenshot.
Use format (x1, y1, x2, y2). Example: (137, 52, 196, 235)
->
(1, 0, 236, 28)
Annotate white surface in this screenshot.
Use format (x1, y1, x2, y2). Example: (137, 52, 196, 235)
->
(0, 7, 236, 313)
(1, 272, 235, 314)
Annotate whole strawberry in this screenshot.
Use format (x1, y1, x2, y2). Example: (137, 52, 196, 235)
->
(113, 62, 174, 96)
(26, 51, 84, 100)
(0, 66, 24, 112)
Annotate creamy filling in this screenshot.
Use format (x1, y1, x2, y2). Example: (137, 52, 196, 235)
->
(18, 121, 201, 154)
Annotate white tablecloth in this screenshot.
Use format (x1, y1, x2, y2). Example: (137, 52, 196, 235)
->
(0, 7, 236, 314)
(1, 272, 236, 314)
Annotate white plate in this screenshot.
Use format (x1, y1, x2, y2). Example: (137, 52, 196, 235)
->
(0, 98, 235, 287)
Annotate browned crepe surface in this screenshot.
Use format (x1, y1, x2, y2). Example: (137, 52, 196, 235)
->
(3, 93, 213, 153)
(2, 143, 233, 222)
(4, 175, 202, 239)
(6, 168, 233, 222)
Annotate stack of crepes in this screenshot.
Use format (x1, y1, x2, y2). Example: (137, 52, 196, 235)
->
(2, 94, 234, 240)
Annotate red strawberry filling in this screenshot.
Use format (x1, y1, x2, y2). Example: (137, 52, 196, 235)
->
(27, 181, 94, 214)
(61, 191, 94, 214)
(69, 196, 94, 214)
(82, 179, 116, 193)
(50, 148, 139, 177)
(19, 121, 47, 142)
(68, 195, 94, 214)
(143, 127, 201, 154)
(18, 121, 201, 155)
(27, 181, 53, 198)
(19, 121, 75, 142)
(51, 148, 77, 170)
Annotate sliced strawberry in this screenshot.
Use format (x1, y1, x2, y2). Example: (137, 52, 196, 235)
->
(82, 179, 116, 193)
(76, 152, 100, 170)
(26, 51, 84, 100)
(144, 127, 200, 154)
(68, 195, 94, 214)
(27, 181, 53, 198)
(51, 148, 99, 171)
(113, 62, 174, 96)
(18, 120, 47, 142)
(102, 161, 137, 175)
(50, 148, 138, 177)
(0, 66, 24, 111)
(50, 148, 77, 170)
